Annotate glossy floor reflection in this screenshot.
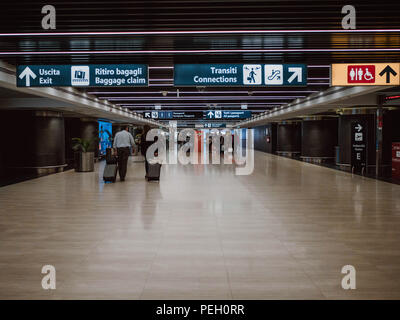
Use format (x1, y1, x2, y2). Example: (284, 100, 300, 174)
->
(0, 151, 400, 299)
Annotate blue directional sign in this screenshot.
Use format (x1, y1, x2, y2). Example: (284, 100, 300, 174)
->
(144, 110, 251, 120)
(203, 123, 227, 128)
(204, 110, 252, 119)
(174, 64, 307, 86)
(17, 64, 148, 87)
(144, 111, 203, 120)
(205, 110, 222, 119)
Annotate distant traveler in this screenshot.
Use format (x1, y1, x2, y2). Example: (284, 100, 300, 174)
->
(113, 126, 135, 181)
(140, 125, 152, 178)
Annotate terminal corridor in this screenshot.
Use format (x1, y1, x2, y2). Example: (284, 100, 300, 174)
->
(1, 152, 400, 299)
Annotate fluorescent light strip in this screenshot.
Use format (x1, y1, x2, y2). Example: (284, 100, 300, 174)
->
(149, 78, 328, 82)
(147, 83, 328, 87)
(308, 65, 331, 68)
(88, 90, 319, 95)
(1, 29, 400, 36)
(102, 96, 306, 101)
(117, 102, 287, 106)
(133, 109, 271, 111)
(133, 110, 267, 112)
(122, 107, 286, 110)
(1, 48, 400, 55)
(148, 65, 330, 69)
(148, 66, 174, 69)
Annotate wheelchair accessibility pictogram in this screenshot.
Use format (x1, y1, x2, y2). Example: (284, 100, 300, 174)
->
(348, 65, 375, 84)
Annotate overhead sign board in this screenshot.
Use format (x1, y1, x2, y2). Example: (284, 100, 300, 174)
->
(144, 111, 203, 120)
(331, 63, 400, 86)
(144, 110, 252, 120)
(174, 64, 307, 86)
(204, 110, 252, 119)
(17, 64, 148, 87)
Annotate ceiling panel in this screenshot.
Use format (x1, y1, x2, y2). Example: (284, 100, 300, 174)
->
(0, 0, 399, 119)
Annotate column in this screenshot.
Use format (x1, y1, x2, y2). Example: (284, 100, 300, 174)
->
(276, 121, 302, 157)
(253, 123, 277, 154)
(3, 110, 66, 175)
(301, 117, 338, 163)
(79, 118, 99, 157)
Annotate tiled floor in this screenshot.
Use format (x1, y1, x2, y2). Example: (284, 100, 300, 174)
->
(0, 151, 400, 299)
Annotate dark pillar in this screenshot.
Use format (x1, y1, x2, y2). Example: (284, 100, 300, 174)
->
(112, 123, 121, 138)
(253, 123, 277, 154)
(79, 118, 99, 157)
(301, 118, 338, 162)
(376, 102, 384, 177)
(0, 139, 5, 179)
(3, 110, 66, 175)
(276, 122, 301, 157)
(380, 108, 397, 177)
(390, 110, 400, 142)
(64, 117, 81, 165)
(65, 117, 99, 164)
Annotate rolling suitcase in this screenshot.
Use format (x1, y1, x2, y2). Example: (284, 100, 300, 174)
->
(106, 147, 117, 164)
(103, 163, 118, 183)
(146, 163, 161, 181)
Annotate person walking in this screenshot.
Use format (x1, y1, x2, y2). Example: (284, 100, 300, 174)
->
(113, 126, 135, 181)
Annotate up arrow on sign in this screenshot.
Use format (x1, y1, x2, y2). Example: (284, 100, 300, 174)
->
(287, 67, 303, 83)
(379, 65, 398, 84)
(18, 67, 37, 87)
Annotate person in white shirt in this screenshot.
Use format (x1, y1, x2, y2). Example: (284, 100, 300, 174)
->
(113, 126, 135, 181)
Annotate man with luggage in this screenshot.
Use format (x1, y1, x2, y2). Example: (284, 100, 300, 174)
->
(113, 126, 135, 181)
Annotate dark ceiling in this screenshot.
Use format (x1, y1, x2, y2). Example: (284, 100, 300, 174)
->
(2, 0, 400, 32)
(0, 0, 399, 118)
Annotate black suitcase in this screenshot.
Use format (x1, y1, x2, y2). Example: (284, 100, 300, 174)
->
(103, 163, 118, 182)
(146, 163, 161, 181)
(106, 147, 117, 164)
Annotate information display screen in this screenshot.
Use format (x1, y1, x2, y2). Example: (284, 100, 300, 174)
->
(98, 121, 113, 156)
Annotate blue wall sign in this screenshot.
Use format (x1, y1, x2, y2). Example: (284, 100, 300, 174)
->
(17, 64, 148, 87)
(204, 110, 252, 119)
(174, 64, 307, 86)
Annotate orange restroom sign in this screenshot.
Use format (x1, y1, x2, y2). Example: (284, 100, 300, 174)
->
(331, 63, 400, 86)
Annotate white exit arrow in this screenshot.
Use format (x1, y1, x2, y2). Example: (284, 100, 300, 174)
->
(287, 67, 303, 84)
(356, 124, 363, 132)
(207, 111, 214, 118)
(19, 67, 37, 87)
